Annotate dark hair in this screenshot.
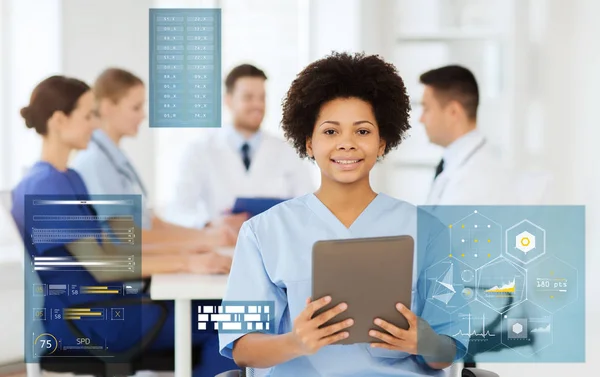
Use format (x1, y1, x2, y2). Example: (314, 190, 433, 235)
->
(20, 76, 90, 135)
(281, 51, 411, 158)
(224, 64, 267, 93)
(95, 68, 143, 103)
(419, 65, 479, 120)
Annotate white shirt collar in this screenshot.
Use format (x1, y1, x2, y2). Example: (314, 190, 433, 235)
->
(224, 125, 263, 155)
(442, 128, 485, 171)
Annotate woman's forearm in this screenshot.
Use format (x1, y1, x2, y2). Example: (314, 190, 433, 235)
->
(232, 332, 302, 369)
(140, 254, 186, 276)
(141, 228, 211, 254)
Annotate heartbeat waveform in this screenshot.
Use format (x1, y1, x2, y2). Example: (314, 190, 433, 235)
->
(453, 313, 496, 338)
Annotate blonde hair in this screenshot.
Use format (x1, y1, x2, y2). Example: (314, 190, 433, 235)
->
(94, 68, 144, 103)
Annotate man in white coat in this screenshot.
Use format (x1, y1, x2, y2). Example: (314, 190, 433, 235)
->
(168, 64, 316, 229)
(419, 65, 550, 206)
(419, 65, 551, 377)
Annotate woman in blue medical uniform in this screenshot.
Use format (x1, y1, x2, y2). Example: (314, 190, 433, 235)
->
(71, 68, 243, 264)
(219, 53, 468, 376)
(11, 76, 239, 376)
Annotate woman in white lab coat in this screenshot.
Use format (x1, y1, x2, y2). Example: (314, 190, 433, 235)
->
(218, 52, 468, 376)
(71, 68, 235, 271)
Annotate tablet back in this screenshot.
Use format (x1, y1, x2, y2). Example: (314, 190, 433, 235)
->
(311, 235, 414, 345)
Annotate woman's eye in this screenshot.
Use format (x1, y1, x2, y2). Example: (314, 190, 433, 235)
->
(358, 129, 370, 135)
(324, 129, 336, 135)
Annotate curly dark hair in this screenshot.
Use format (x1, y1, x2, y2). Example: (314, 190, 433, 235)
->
(281, 52, 411, 158)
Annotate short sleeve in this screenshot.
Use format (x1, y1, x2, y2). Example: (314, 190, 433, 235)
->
(11, 171, 97, 256)
(414, 215, 469, 363)
(72, 152, 124, 200)
(218, 221, 288, 359)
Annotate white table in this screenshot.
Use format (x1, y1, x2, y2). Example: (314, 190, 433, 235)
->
(150, 273, 229, 377)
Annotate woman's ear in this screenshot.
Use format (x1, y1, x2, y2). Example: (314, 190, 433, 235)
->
(47, 110, 67, 133)
(378, 138, 386, 157)
(306, 137, 314, 159)
(98, 98, 113, 118)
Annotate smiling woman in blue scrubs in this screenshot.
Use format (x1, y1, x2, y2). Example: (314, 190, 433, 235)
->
(71, 68, 240, 270)
(219, 52, 468, 376)
(11, 76, 239, 376)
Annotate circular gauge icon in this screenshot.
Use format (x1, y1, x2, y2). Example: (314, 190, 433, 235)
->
(34, 333, 58, 356)
(462, 288, 474, 299)
(461, 270, 474, 283)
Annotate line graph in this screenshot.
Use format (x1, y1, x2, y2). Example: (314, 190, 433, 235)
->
(453, 313, 496, 339)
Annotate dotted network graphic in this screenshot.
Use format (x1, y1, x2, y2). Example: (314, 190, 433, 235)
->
(422, 207, 582, 361)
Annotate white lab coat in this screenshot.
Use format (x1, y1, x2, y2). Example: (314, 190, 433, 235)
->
(426, 130, 552, 206)
(167, 129, 316, 227)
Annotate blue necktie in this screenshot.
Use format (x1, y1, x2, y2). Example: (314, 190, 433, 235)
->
(241, 143, 251, 171)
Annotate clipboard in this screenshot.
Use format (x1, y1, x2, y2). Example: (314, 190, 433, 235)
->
(231, 197, 288, 218)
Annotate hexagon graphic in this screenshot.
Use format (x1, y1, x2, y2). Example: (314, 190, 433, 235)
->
(502, 301, 553, 358)
(505, 219, 546, 265)
(527, 256, 578, 313)
(449, 210, 503, 270)
(452, 300, 503, 358)
(511, 322, 524, 335)
(476, 256, 526, 313)
(425, 257, 476, 314)
(515, 231, 535, 253)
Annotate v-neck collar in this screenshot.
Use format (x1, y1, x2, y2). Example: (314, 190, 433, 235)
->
(305, 193, 385, 237)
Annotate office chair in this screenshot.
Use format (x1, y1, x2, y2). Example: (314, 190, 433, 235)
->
(0, 191, 202, 377)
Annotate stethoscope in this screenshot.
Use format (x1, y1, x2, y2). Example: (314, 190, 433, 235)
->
(90, 134, 148, 198)
(427, 138, 488, 204)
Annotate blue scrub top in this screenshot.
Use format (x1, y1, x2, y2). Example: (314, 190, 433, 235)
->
(71, 129, 151, 229)
(11, 161, 152, 352)
(219, 193, 469, 376)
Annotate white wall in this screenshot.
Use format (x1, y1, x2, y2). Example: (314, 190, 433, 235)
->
(0, 262, 24, 364)
(0, 0, 61, 365)
(477, 0, 600, 375)
(62, 0, 156, 201)
(1, 0, 62, 191)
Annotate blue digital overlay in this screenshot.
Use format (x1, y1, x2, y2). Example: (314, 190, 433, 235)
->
(201, 301, 275, 334)
(149, 8, 222, 128)
(417, 205, 585, 363)
(24, 195, 143, 363)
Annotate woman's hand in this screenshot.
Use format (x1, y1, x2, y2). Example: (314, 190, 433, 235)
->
(369, 303, 456, 367)
(186, 252, 232, 274)
(198, 224, 238, 248)
(290, 296, 354, 356)
(369, 303, 420, 354)
(209, 212, 249, 237)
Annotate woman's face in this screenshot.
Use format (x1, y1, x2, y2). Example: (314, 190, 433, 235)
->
(101, 84, 146, 138)
(306, 97, 385, 186)
(54, 90, 98, 150)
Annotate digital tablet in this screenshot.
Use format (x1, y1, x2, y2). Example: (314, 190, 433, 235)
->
(231, 197, 288, 218)
(311, 235, 414, 345)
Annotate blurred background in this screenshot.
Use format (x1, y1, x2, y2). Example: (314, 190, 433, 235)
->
(0, 0, 598, 376)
